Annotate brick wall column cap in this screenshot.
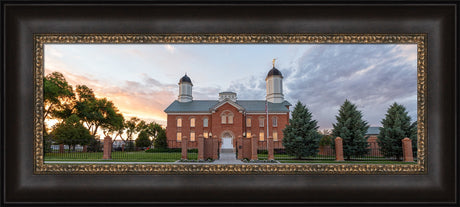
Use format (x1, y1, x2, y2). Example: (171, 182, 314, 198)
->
(335, 136, 344, 161)
(402, 137, 414, 162)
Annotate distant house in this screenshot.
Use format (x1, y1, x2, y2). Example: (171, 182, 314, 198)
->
(366, 126, 382, 156)
(164, 64, 291, 150)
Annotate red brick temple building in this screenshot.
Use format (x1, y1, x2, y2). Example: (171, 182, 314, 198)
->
(164, 64, 291, 150)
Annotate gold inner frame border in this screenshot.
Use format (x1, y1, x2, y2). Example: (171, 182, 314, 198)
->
(33, 34, 427, 175)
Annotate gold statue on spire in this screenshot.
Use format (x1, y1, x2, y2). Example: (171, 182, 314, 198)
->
(272, 58, 276, 67)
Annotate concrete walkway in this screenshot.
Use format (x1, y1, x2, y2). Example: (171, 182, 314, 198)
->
(213, 148, 244, 164)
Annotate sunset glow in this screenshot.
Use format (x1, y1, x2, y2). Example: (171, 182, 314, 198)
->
(44, 44, 417, 130)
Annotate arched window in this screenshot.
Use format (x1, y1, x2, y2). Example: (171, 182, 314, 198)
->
(190, 117, 195, 127)
(246, 131, 251, 139)
(273, 131, 278, 141)
(228, 114, 233, 124)
(203, 131, 208, 138)
(176, 132, 182, 142)
(203, 118, 208, 127)
(221, 111, 234, 124)
(246, 117, 251, 127)
(177, 118, 182, 127)
(221, 115, 226, 124)
(190, 131, 195, 142)
(272, 117, 278, 127)
(259, 117, 265, 127)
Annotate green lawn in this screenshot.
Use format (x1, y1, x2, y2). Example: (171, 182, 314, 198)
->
(258, 153, 335, 160)
(44, 151, 197, 162)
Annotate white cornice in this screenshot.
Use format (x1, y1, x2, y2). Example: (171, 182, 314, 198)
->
(211, 100, 245, 111)
(167, 113, 212, 115)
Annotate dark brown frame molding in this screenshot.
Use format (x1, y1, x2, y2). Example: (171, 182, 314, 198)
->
(2, 0, 457, 205)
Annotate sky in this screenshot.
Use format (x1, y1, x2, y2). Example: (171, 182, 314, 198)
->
(44, 43, 417, 130)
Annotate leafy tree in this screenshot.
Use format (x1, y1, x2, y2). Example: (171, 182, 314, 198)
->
(135, 131, 152, 148)
(43, 130, 53, 153)
(332, 100, 369, 160)
(378, 103, 416, 160)
(44, 72, 75, 121)
(87, 137, 102, 152)
(137, 121, 163, 146)
(74, 85, 124, 136)
(153, 128, 168, 149)
(318, 129, 332, 146)
(319, 134, 333, 147)
(282, 101, 321, 159)
(51, 114, 93, 151)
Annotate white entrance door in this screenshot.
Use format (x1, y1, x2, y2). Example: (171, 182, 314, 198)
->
(221, 137, 233, 149)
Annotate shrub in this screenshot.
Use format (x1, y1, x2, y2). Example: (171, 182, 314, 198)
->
(145, 148, 182, 153)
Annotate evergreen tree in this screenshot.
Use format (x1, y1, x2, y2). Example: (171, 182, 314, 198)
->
(378, 103, 415, 160)
(409, 121, 417, 156)
(135, 131, 152, 148)
(332, 100, 369, 160)
(282, 101, 321, 159)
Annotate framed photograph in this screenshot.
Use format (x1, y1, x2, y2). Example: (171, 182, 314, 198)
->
(3, 0, 457, 205)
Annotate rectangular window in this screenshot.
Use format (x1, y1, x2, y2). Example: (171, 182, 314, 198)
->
(272, 117, 278, 127)
(259, 117, 264, 127)
(228, 115, 233, 124)
(177, 118, 182, 127)
(246, 131, 251, 139)
(221, 115, 226, 124)
(203, 131, 208, 138)
(190, 118, 195, 127)
(259, 131, 264, 141)
(190, 132, 195, 142)
(273, 131, 278, 141)
(177, 132, 182, 142)
(203, 118, 208, 127)
(246, 118, 251, 127)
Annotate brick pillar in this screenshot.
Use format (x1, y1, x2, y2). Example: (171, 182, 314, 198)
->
(59, 144, 65, 153)
(181, 136, 188, 160)
(103, 136, 112, 159)
(237, 136, 243, 159)
(251, 135, 258, 161)
(267, 136, 274, 160)
(197, 134, 204, 161)
(83, 145, 87, 153)
(402, 137, 414, 162)
(335, 137, 344, 161)
(212, 135, 219, 160)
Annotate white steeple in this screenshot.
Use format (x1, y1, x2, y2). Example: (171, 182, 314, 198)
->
(266, 59, 284, 103)
(178, 73, 193, 102)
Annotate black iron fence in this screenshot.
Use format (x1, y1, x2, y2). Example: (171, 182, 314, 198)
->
(44, 140, 196, 162)
(256, 142, 416, 161)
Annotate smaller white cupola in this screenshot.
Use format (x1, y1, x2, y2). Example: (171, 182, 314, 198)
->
(219, 91, 237, 102)
(178, 74, 193, 102)
(266, 59, 284, 103)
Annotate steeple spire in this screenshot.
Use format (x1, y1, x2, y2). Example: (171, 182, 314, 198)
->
(272, 58, 276, 67)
